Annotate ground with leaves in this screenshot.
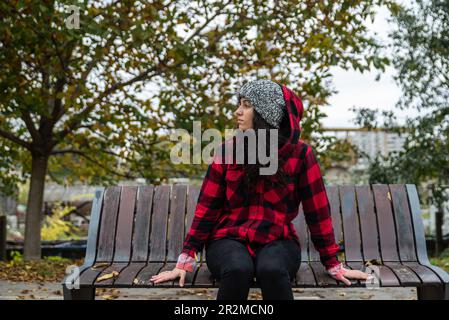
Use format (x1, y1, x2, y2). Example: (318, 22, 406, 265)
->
(0, 280, 416, 300)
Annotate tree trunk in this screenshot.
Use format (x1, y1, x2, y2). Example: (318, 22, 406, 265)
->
(23, 153, 49, 261)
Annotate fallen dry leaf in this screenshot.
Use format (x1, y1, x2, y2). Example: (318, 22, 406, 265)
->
(364, 259, 382, 267)
(92, 263, 109, 269)
(96, 271, 119, 282)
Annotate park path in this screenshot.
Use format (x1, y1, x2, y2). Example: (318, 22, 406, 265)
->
(0, 280, 416, 300)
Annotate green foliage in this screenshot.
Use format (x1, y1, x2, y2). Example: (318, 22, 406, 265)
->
(9, 250, 23, 264)
(41, 203, 80, 241)
(351, 0, 449, 207)
(0, 0, 397, 258)
(430, 247, 449, 272)
(0, 0, 396, 186)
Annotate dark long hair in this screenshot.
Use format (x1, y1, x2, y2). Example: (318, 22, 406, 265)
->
(233, 108, 291, 193)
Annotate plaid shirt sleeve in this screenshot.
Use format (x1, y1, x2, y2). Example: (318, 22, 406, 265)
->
(298, 145, 341, 270)
(180, 151, 226, 261)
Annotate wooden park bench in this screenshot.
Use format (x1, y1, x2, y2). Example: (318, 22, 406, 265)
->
(61, 184, 449, 300)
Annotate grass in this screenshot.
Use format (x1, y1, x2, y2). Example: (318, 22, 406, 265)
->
(429, 247, 449, 273)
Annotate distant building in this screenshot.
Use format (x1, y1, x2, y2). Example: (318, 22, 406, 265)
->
(322, 127, 408, 184)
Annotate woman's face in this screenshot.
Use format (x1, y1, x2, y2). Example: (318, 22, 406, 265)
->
(234, 98, 254, 131)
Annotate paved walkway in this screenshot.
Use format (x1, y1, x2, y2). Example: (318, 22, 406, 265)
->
(0, 280, 416, 300)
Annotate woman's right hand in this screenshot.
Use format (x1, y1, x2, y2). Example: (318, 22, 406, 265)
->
(150, 267, 188, 287)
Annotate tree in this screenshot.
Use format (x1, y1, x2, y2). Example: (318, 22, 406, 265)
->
(351, 0, 449, 251)
(0, 0, 394, 260)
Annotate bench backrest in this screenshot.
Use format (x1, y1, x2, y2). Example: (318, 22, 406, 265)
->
(83, 184, 429, 266)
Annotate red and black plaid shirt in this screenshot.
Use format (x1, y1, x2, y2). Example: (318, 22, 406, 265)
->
(180, 85, 341, 270)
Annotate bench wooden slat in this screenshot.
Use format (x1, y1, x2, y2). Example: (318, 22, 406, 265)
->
(79, 263, 112, 286)
(390, 184, 417, 261)
(131, 186, 154, 261)
(187, 186, 201, 261)
(194, 262, 215, 286)
(403, 262, 443, 285)
(112, 186, 155, 286)
(97, 186, 122, 262)
(292, 204, 309, 262)
(355, 185, 381, 261)
(95, 262, 129, 286)
(340, 185, 363, 262)
(167, 185, 187, 261)
(307, 229, 320, 261)
(295, 262, 316, 286)
(383, 262, 421, 286)
(113, 262, 147, 286)
(186, 186, 201, 237)
(114, 186, 138, 262)
(327, 186, 343, 249)
(149, 185, 171, 262)
(372, 184, 400, 261)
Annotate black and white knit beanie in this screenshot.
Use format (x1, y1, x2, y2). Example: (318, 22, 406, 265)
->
(237, 79, 285, 128)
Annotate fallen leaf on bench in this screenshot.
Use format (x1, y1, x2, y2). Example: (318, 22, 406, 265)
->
(96, 271, 119, 282)
(92, 263, 109, 269)
(364, 259, 381, 267)
(387, 192, 391, 201)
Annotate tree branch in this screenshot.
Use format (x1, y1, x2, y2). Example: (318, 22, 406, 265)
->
(50, 148, 137, 180)
(0, 128, 32, 150)
(20, 112, 41, 143)
(52, 0, 233, 148)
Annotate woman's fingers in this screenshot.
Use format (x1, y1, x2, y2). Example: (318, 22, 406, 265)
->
(179, 271, 186, 287)
(345, 269, 372, 280)
(336, 274, 352, 286)
(150, 271, 175, 283)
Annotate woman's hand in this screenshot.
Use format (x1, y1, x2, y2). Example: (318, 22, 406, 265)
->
(327, 263, 374, 286)
(150, 268, 187, 287)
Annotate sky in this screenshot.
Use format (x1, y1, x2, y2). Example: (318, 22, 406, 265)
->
(322, 5, 407, 128)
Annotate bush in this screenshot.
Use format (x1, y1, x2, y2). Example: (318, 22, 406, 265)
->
(41, 203, 80, 241)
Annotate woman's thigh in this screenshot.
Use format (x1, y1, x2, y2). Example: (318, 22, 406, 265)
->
(205, 238, 255, 279)
(254, 239, 301, 280)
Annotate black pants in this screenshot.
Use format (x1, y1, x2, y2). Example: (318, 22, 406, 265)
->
(205, 237, 301, 300)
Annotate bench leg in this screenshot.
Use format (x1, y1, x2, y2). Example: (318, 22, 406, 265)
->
(63, 285, 95, 300)
(417, 284, 448, 300)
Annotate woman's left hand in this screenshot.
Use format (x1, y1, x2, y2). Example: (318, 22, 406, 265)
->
(327, 263, 374, 286)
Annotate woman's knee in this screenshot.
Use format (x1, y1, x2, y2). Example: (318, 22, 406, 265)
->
(222, 260, 254, 280)
(256, 263, 289, 281)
